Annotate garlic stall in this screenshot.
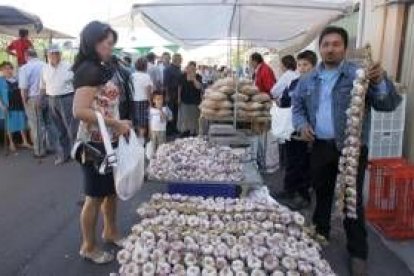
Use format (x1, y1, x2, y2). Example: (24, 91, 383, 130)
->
(117, 194, 336, 276)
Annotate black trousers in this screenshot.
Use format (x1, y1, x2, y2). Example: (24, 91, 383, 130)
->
(167, 100, 179, 135)
(283, 139, 311, 200)
(311, 140, 368, 260)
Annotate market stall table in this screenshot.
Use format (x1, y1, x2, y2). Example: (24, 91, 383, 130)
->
(147, 161, 263, 197)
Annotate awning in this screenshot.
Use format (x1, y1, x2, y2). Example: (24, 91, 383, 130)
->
(0, 5, 42, 33)
(0, 6, 74, 39)
(132, 0, 355, 52)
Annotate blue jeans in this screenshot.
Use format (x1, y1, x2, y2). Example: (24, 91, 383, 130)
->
(48, 94, 78, 160)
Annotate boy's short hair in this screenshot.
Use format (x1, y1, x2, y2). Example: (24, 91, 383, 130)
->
(297, 50, 318, 67)
(281, 55, 297, 71)
(319, 26, 349, 49)
(0, 61, 13, 69)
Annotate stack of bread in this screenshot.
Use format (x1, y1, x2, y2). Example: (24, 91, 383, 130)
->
(199, 77, 272, 120)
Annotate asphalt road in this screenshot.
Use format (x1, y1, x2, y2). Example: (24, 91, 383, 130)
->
(0, 150, 412, 276)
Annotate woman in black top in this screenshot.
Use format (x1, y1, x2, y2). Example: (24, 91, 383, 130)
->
(178, 61, 202, 136)
(72, 21, 131, 264)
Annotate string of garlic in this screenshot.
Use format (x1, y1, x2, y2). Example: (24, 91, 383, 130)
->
(336, 45, 373, 219)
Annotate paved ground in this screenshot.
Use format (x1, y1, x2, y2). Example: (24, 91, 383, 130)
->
(0, 150, 412, 276)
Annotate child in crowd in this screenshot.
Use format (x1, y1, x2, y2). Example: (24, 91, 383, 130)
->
(132, 57, 153, 139)
(149, 92, 172, 154)
(274, 50, 318, 210)
(0, 61, 31, 152)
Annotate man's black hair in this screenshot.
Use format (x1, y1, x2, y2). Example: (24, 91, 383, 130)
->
(19, 29, 29, 38)
(146, 52, 156, 63)
(123, 56, 132, 64)
(319, 26, 349, 48)
(297, 50, 318, 67)
(281, 55, 297, 71)
(250, 52, 264, 64)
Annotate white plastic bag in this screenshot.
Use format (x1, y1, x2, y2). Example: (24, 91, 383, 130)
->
(270, 102, 294, 142)
(115, 130, 145, 201)
(145, 140, 154, 160)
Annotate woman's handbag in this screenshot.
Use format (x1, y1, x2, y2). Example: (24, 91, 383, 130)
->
(71, 112, 117, 175)
(71, 112, 144, 200)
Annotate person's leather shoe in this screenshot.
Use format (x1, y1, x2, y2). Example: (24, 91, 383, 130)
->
(272, 191, 295, 206)
(286, 196, 311, 211)
(350, 257, 368, 276)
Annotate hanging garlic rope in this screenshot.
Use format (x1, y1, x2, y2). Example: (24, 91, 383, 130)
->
(335, 44, 373, 219)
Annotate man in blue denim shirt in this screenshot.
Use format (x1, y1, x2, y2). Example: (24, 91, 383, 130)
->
(292, 26, 402, 276)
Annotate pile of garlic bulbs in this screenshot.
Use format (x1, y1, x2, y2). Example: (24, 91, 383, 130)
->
(336, 45, 372, 219)
(147, 138, 244, 182)
(116, 194, 336, 276)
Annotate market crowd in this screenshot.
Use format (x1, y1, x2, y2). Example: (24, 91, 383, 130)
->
(0, 28, 227, 162)
(1, 22, 402, 276)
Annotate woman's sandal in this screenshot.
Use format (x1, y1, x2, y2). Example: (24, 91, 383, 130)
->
(102, 237, 127, 248)
(79, 249, 114, 264)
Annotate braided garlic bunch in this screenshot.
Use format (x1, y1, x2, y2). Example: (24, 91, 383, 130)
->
(336, 45, 373, 219)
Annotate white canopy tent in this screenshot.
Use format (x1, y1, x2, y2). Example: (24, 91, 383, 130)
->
(132, 0, 355, 52)
(131, 0, 356, 127)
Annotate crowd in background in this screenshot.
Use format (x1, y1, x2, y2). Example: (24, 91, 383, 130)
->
(0, 28, 234, 161)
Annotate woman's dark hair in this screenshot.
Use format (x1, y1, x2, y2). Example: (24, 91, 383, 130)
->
(250, 52, 264, 63)
(281, 55, 297, 71)
(72, 21, 118, 72)
(135, 57, 148, 72)
(0, 61, 13, 69)
(188, 61, 197, 67)
(319, 26, 348, 49)
(19, 29, 29, 38)
(297, 50, 318, 66)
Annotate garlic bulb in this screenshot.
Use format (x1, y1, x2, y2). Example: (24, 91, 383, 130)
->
(116, 194, 336, 275)
(148, 137, 244, 182)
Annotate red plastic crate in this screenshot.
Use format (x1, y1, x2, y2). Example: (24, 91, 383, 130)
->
(372, 167, 414, 240)
(366, 158, 408, 221)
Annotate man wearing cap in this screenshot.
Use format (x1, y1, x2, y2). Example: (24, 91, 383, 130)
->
(40, 45, 76, 165)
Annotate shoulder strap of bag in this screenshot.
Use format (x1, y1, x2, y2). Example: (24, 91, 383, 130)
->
(95, 111, 117, 173)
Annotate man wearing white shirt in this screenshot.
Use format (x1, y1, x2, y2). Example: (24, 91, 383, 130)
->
(40, 45, 76, 165)
(19, 49, 53, 158)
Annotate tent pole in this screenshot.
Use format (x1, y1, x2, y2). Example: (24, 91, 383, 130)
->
(234, 3, 242, 130)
